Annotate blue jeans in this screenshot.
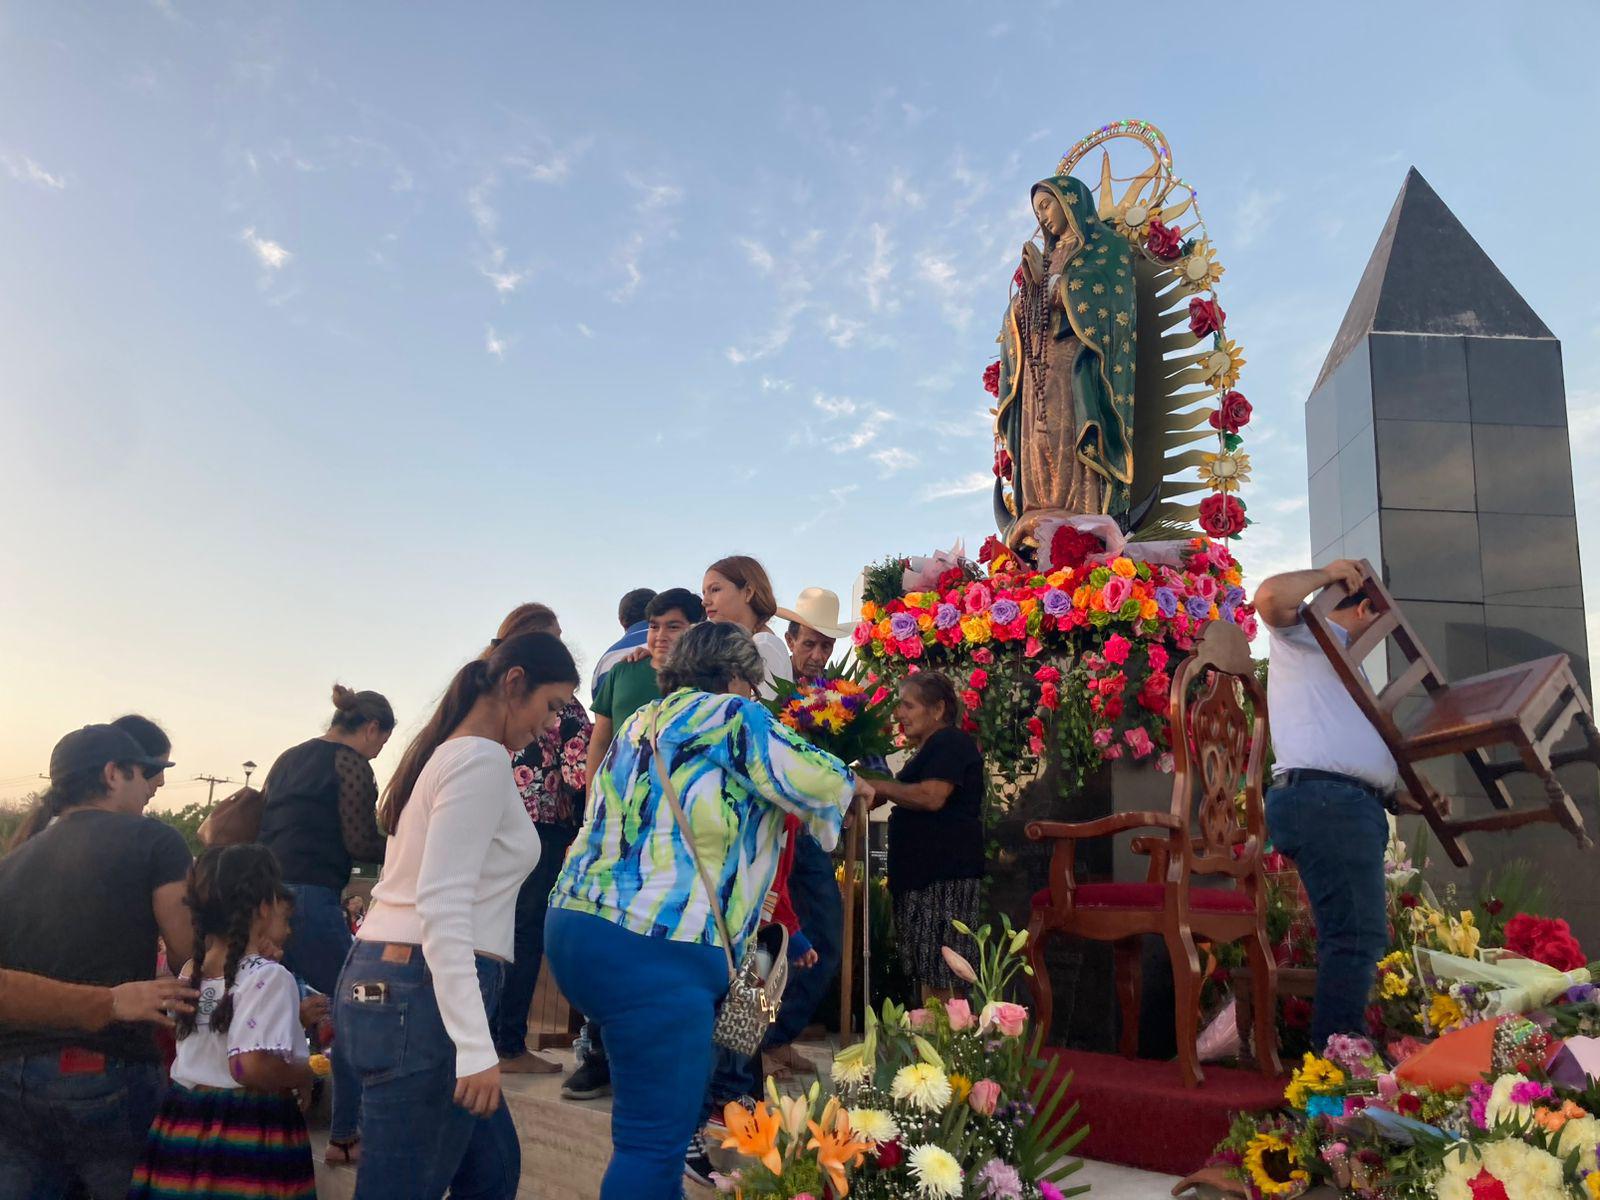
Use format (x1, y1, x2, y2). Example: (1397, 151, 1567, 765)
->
(1266, 777, 1390, 1049)
(282, 881, 362, 1142)
(767, 831, 841, 1046)
(491, 823, 576, 1059)
(0, 1052, 162, 1200)
(547, 909, 727, 1200)
(335, 941, 519, 1200)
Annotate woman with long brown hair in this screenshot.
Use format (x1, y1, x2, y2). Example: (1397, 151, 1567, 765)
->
(481, 604, 593, 1075)
(334, 633, 578, 1200)
(701, 555, 793, 699)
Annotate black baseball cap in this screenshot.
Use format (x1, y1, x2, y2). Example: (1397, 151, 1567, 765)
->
(49, 724, 173, 782)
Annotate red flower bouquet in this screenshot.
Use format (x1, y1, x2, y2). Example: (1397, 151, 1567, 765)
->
(982, 360, 1001, 397)
(1504, 913, 1587, 972)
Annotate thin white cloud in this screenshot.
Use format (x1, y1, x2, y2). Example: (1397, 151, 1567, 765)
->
(921, 471, 992, 501)
(739, 238, 776, 274)
(871, 447, 918, 473)
(577, 323, 595, 339)
(824, 312, 864, 348)
(761, 377, 794, 392)
(627, 174, 683, 211)
(611, 232, 646, 302)
(813, 394, 857, 418)
(987, 20, 1012, 37)
(3, 155, 66, 190)
(391, 166, 415, 193)
(887, 170, 925, 209)
(726, 298, 807, 363)
(485, 326, 507, 360)
(864, 223, 894, 312)
(241, 227, 291, 270)
(1234, 188, 1286, 250)
(919, 255, 974, 330)
(795, 484, 859, 534)
(828, 407, 893, 454)
(481, 264, 527, 295)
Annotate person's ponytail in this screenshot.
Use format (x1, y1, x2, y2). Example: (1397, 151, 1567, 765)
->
(378, 658, 492, 834)
(5, 769, 108, 853)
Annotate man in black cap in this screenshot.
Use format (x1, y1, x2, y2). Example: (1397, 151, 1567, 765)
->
(0, 724, 193, 1199)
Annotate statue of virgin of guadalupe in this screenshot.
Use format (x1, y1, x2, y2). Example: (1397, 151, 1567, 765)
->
(993, 174, 1139, 548)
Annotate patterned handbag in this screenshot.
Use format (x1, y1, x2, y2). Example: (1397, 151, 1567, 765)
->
(652, 720, 789, 1057)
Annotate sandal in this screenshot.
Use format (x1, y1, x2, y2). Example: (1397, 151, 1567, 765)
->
(325, 1138, 361, 1167)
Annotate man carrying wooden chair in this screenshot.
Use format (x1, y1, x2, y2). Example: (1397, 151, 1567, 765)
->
(1253, 558, 1398, 1052)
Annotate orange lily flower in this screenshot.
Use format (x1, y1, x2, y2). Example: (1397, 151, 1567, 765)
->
(720, 1101, 782, 1175)
(807, 1107, 872, 1198)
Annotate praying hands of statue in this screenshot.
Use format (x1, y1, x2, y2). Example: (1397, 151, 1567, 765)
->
(1020, 242, 1046, 288)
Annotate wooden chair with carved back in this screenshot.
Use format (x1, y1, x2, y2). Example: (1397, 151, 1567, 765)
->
(1024, 620, 1280, 1087)
(1302, 559, 1598, 869)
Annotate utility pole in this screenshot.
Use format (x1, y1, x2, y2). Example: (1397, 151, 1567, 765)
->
(194, 775, 236, 805)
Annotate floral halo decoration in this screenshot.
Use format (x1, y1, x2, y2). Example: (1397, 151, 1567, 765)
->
(982, 119, 1254, 540)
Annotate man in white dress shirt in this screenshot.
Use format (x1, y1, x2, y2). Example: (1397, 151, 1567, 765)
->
(1253, 559, 1399, 1052)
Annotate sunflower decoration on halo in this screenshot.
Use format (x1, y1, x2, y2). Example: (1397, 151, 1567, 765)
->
(985, 119, 1256, 542)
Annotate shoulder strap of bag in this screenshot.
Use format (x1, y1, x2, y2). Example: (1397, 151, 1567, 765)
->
(650, 711, 739, 982)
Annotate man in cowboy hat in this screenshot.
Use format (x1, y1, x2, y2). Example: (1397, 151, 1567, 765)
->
(776, 587, 854, 682)
(764, 587, 854, 1071)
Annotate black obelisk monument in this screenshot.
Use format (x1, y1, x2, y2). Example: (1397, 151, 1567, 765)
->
(1305, 167, 1597, 940)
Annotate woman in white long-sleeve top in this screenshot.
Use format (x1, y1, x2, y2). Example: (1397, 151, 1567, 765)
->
(334, 633, 579, 1200)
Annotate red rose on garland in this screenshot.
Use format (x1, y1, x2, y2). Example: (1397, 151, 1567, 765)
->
(1012, 265, 1024, 290)
(1188, 296, 1225, 337)
(983, 360, 1001, 397)
(1209, 390, 1253, 434)
(1505, 913, 1586, 971)
(1147, 218, 1183, 260)
(1199, 493, 1247, 538)
(1048, 524, 1104, 572)
(993, 445, 1012, 479)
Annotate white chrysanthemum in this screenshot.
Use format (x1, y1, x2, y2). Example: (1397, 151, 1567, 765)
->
(831, 1054, 870, 1086)
(891, 1063, 953, 1112)
(1436, 1140, 1568, 1200)
(907, 1143, 963, 1199)
(847, 1108, 899, 1144)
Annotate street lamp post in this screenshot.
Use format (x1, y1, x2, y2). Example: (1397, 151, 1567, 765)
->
(242, 761, 257, 789)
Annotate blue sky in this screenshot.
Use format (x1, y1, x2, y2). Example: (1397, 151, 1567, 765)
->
(3, 1, 1598, 806)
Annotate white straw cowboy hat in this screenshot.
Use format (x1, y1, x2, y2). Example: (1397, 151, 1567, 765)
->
(774, 587, 855, 640)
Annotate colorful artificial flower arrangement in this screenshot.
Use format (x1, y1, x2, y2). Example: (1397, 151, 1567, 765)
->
(767, 665, 895, 768)
(717, 918, 1086, 1200)
(852, 532, 1254, 800)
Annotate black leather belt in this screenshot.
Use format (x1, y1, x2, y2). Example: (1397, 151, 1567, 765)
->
(1275, 768, 1400, 812)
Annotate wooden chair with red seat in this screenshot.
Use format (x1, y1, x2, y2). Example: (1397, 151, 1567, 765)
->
(1302, 558, 1597, 869)
(1024, 619, 1279, 1088)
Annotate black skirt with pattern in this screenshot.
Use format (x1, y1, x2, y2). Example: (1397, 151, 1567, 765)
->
(893, 877, 983, 989)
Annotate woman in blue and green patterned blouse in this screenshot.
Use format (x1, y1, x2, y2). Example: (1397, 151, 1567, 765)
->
(546, 621, 870, 1200)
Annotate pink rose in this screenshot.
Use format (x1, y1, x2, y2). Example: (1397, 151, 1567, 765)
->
(1191, 575, 1219, 602)
(869, 686, 890, 706)
(1103, 634, 1131, 665)
(852, 622, 872, 648)
(1158, 752, 1175, 774)
(963, 583, 994, 614)
(1125, 727, 1155, 759)
(968, 1079, 1002, 1116)
(1102, 576, 1132, 610)
(945, 998, 974, 1031)
(907, 1008, 931, 1031)
(1092, 727, 1113, 748)
(1239, 614, 1259, 640)
(1102, 744, 1124, 760)
(980, 1001, 1029, 1038)
(1146, 646, 1169, 673)
(1024, 636, 1043, 657)
(512, 765, 535, 789)
(968, 669, 989, 691)
(972, 647, 994, 665)
(1028, 735, 1045, 755)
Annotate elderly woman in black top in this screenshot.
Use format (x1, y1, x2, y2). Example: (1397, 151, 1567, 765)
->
(870, 672, 986, 1002)
(257, 683, 393, 1163)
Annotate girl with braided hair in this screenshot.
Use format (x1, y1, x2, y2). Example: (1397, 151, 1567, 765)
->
(129, 845, 318, 1200)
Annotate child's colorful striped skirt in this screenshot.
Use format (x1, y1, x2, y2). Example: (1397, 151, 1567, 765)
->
(128, 1083, 315, 1199)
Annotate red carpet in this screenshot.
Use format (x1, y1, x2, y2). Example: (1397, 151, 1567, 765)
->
(1041, 1049, 1288, 1177)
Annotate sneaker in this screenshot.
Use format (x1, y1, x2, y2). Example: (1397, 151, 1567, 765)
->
(683, 1131, 716, 1188)
(561, 1055, 611, 1100)
(705, 1094, 758, 1131)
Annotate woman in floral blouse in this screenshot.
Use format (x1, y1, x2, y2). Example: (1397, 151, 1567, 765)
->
(485, 604, 594, 1073)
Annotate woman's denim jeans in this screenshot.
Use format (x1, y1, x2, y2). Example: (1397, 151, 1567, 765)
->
(547, 908, 728, 1200)
(335, 941, 519, 1200)
(1266, 777, 1390, 1050)
(282, 881, 363, 1142)
(0, 1052, 162, 1199)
